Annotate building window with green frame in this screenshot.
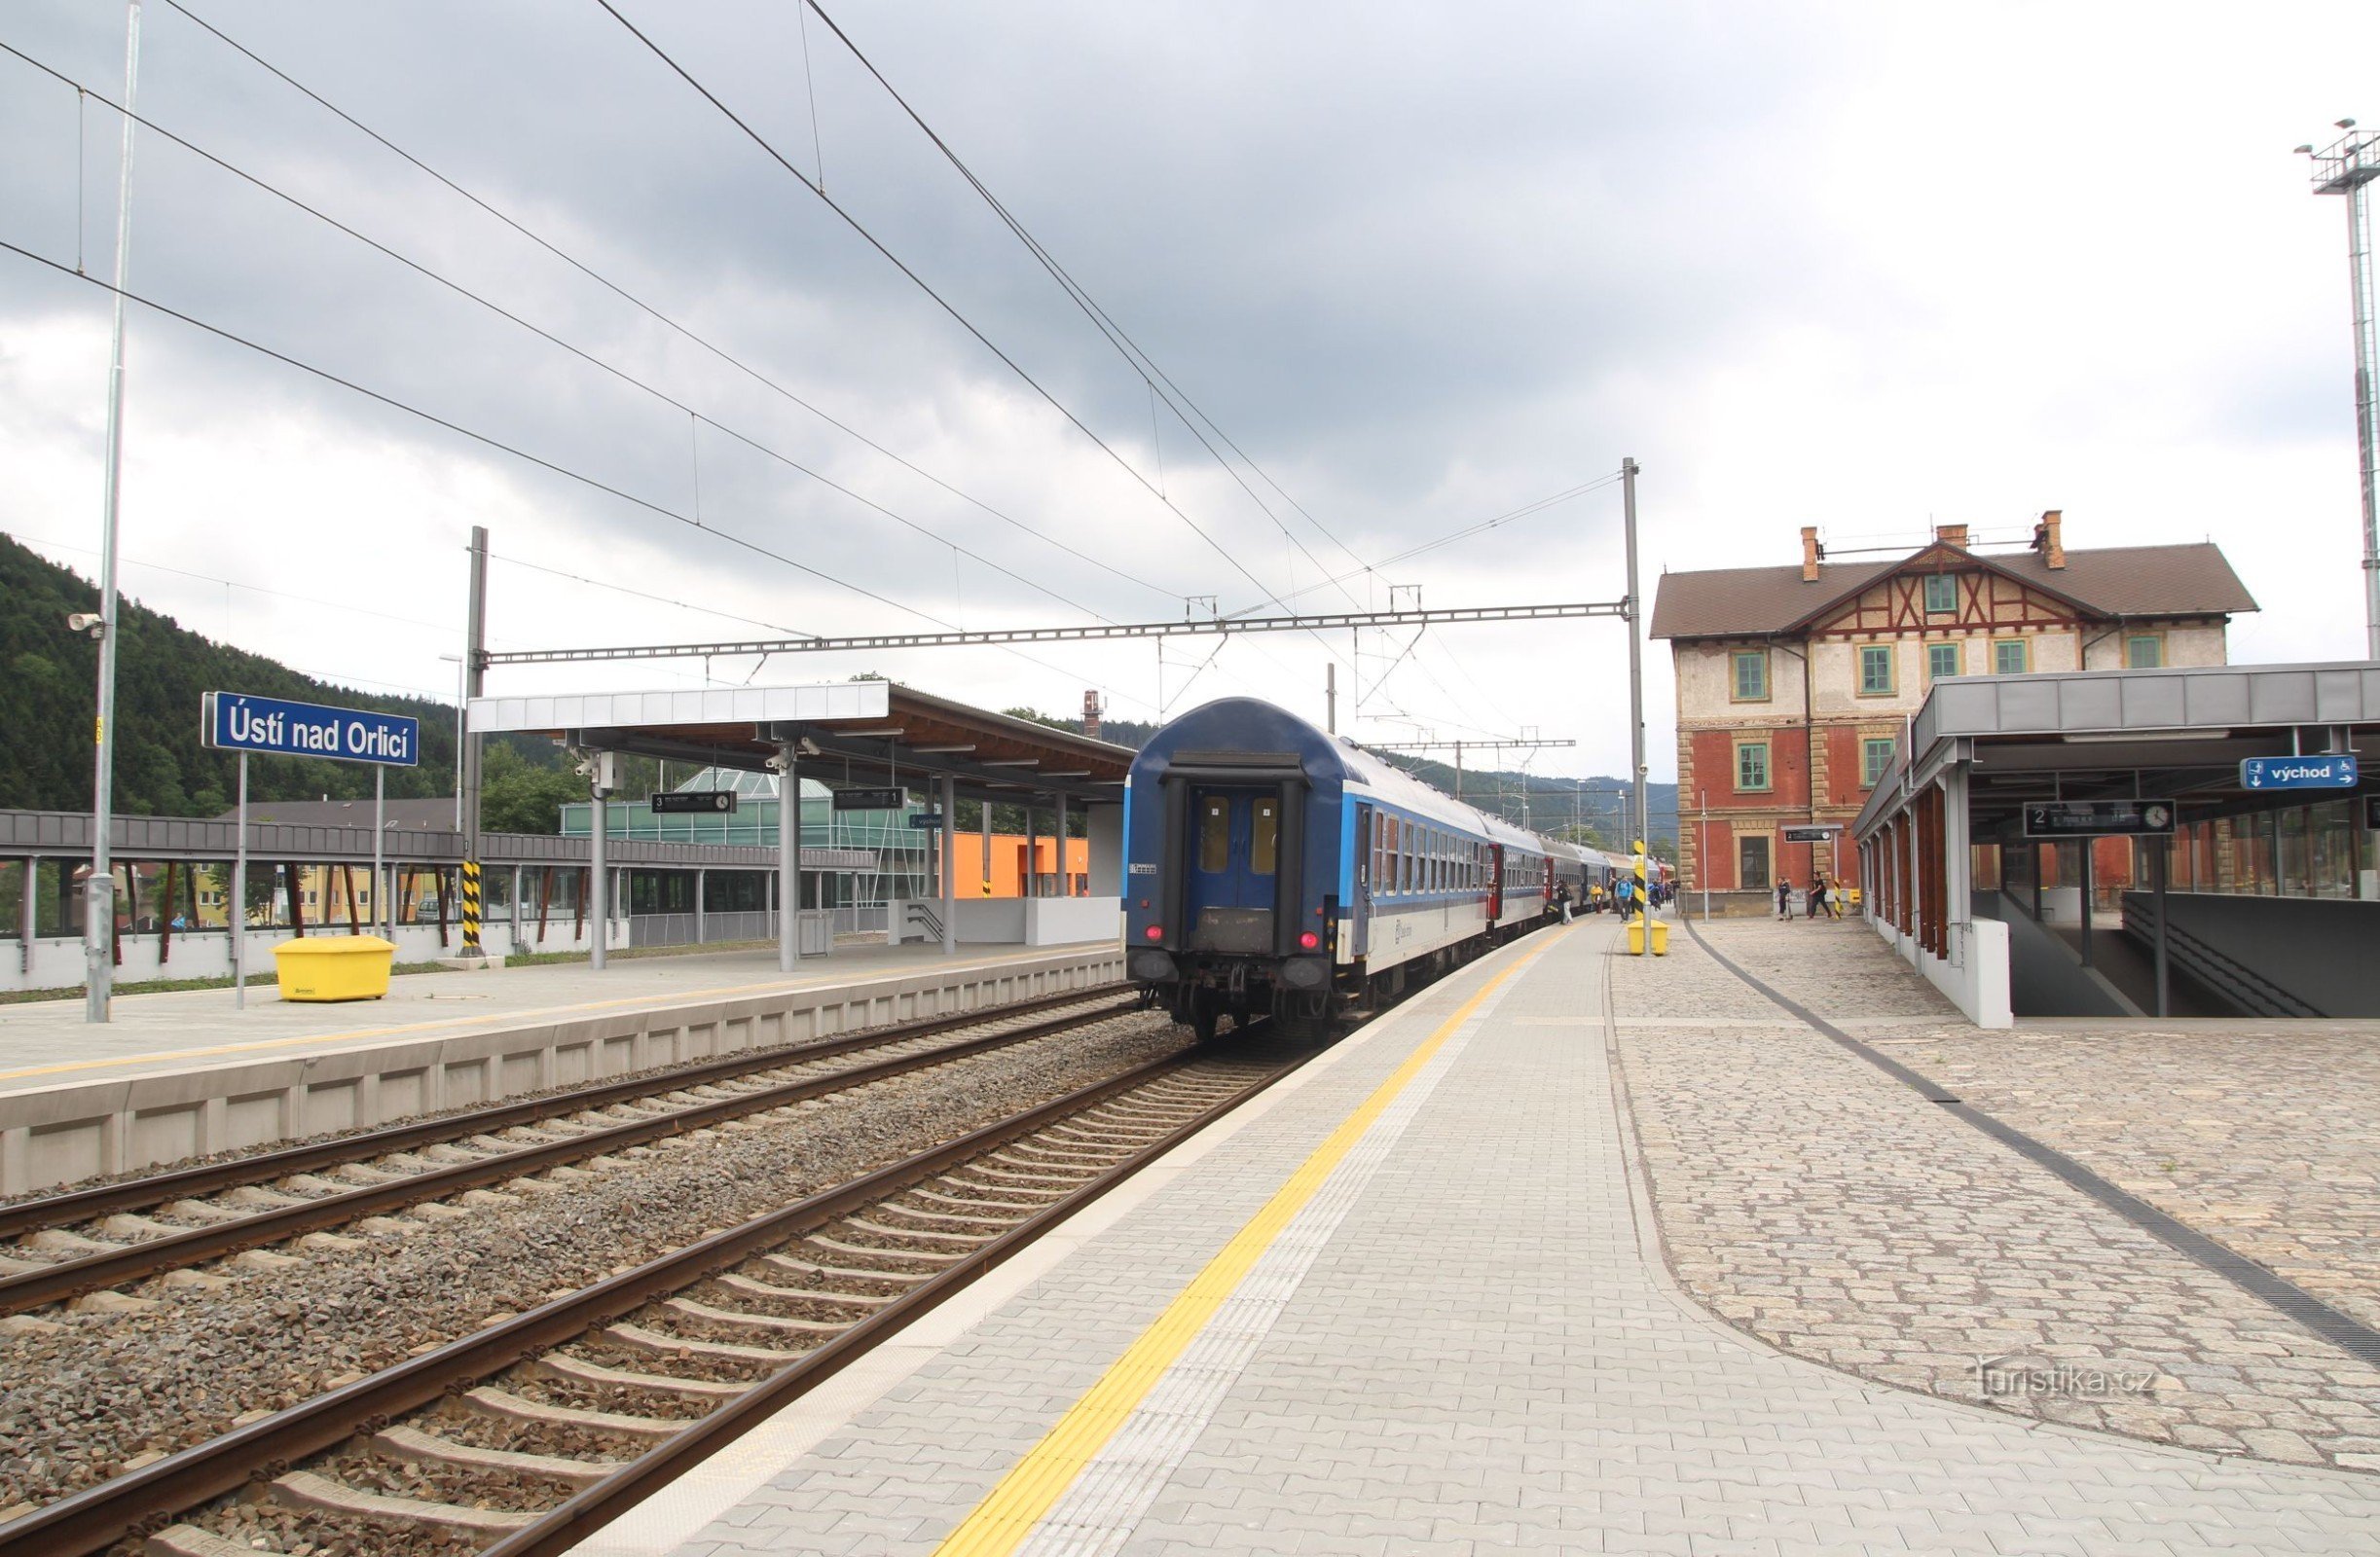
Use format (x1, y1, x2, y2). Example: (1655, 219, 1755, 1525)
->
(1927, 641, 1960, 681)
(1922, 573, 1958, 614)
(2125, 633, 2163, 669)
(1994, 637, 2030, 674)
(1736, 742, 1771, 793)
(1731, 648, 1770, 702)
(1857, 643, 1895, 696)
(1861, 737, 1896, 788)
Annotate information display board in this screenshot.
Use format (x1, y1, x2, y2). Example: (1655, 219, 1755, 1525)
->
(2023, 800, 2175, 838)
(650, 791, 737, 815)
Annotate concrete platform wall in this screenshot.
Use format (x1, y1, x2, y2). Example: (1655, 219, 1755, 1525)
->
(7, 920, 610, 995)
(1867, 909, 2013, 1029)
(0, 944, 1123, 1196)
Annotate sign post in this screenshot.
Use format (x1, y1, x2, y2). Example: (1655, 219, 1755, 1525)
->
(203, 692, 421, 1007)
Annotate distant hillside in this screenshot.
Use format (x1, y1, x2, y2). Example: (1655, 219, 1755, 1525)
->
(1371, 752, 1679, 852)
(0, 533, 549, 816)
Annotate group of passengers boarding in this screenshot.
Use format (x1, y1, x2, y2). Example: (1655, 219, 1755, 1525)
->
(1773, 876, 1844, 921)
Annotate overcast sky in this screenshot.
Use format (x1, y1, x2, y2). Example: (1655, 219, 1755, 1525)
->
(4, 2, 2375, 789)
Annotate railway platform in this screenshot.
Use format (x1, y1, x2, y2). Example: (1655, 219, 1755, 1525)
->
(0, 939, 1124, 1195)
(585, 916, 2380, 1557)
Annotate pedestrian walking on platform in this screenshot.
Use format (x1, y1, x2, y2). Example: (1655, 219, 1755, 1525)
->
(1807, 876, 1828, 920)
(1776, 878, 1793, 921)
(1555, 880, 1573, 924)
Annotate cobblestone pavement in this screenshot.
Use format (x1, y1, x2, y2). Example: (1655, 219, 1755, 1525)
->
(1610, 916, 2380, 1471)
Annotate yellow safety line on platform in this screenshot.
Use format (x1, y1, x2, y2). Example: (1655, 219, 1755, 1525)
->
(930, 932, 1558, 1557)
(0, 947, 1095, 1085)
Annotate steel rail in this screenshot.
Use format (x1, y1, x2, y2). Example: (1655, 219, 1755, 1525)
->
(0, 1046, 1292, 1557)
(484, 1045, 1297, 1557)
(0, 994, 1141, 1315)
(0, 983, 1126, 1242)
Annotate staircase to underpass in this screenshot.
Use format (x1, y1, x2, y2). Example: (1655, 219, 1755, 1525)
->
(2121, 893, 2330, 1018)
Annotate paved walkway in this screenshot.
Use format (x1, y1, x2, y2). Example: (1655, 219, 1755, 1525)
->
(603, 922, 2380, 1557)
(0, 940, 1114, 1093)
(1617, 919, 2380, 1469)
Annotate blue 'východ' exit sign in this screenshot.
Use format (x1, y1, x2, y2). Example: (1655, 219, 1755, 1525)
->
(2238, 755, 2359, 791)
(202, 691, 421, 767)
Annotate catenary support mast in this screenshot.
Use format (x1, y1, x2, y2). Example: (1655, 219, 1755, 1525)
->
(84, 0, 143, 1024)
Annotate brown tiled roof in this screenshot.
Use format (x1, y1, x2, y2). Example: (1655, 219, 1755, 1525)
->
(1648, 542, 2255, 639)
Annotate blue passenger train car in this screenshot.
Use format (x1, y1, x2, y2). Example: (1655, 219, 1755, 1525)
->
(1122, 697, 1584, 1038)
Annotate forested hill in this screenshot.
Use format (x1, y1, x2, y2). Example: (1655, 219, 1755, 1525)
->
(1, 533, 476, 816)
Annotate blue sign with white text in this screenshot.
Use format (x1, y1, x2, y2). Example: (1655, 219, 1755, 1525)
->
(202, 691, 421, 767)
(2239, 755, 2359, 791)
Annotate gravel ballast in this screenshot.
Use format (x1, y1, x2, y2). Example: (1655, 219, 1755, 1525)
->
(0, 1008, 1188, 1516)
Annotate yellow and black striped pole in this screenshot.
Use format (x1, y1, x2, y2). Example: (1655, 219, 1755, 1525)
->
(1632, 838, 1649, 958)
(459, 859, 482, 957)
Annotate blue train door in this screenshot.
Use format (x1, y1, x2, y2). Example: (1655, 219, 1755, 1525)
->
(1187, 787, 1278, 953)
(1352, 804, 1373, 959)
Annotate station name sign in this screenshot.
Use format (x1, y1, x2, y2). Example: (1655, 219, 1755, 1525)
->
(1780, 824, 1839, 844)
(908, 811, 946, 829)
(202, 691, 420, 767)
(2239, 755, 2359, 791)
(2023, 800, 2175, 838)
(650, 791, 737, 815)
(831, 787, 906, 812)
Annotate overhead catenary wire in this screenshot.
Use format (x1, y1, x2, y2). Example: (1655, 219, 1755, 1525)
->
(585, 0, 1345, 641)
(153, 1, 1181, 607)
(0, 38, 1137, 634)
(161, 0, 1541, 744)
(586, 2, 1524, 741)
(800, 0, 1374, 595)
(18, 14, 1546, 742)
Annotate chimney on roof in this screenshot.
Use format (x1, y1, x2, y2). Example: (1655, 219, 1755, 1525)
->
(1080, 689, 1104, 741)
(1800, 525, 1823, 582)
(2031, 509, 2066, 570)
(1934, 522, 1969, 550)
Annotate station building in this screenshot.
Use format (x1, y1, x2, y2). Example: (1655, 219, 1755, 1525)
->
(1650, 512, 2255, 914)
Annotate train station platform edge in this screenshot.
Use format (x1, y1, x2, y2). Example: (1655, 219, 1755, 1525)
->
(0, 940, 1119, 1092)
(573, 918, 2380, 1557)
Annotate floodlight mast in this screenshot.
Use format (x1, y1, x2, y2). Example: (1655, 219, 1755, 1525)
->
(2304, 122, 2380, 660)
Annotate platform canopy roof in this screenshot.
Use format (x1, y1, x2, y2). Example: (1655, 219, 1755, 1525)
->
(1853, 661, 2380, 843)
(467, 681, 1135, 806)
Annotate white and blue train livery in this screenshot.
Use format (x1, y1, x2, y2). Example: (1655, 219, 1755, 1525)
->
(1123, 697, 1581, 1038)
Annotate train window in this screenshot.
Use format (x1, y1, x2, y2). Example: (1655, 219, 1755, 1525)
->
(1250, 799, 1278, 875)
(1198, 797, 1229, 873)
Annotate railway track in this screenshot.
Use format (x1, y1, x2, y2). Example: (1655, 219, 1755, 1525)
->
(0, 1041, 1300, 1557)
(0, 987, 1138, 1316)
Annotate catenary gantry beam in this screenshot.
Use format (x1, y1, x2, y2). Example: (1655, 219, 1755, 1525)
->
(482, 600, 1630, 668)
